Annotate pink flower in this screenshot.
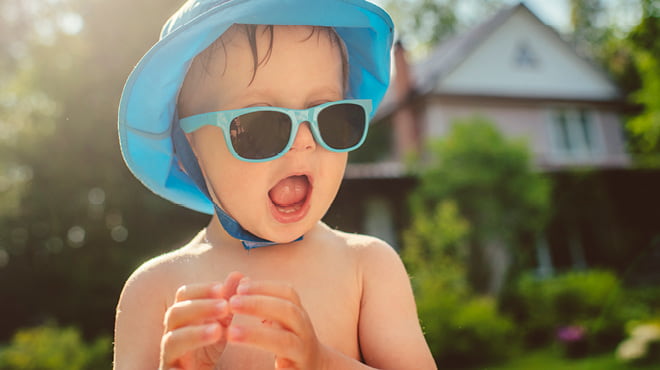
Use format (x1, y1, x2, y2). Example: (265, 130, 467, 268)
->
(557, 325, 586, 343)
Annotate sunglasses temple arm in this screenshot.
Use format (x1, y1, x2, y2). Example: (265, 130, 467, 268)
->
(179, 112, 224, 133)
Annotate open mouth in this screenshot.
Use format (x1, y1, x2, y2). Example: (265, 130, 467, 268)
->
(268, 175, 312, 223)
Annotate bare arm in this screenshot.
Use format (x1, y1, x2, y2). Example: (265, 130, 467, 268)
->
(357, 239, 437, 369)
(114, 262, 169, 369)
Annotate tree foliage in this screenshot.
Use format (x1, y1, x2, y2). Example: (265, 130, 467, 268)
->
(411, 118, 550, 243)
(382, 0, 505, 55)
(409, 117, 551, 293)
(0, 323, 111, 370)
(569, 0, 608, 56)
(0, 0, 208, 340)
(626, 1, 660, 164)
(567, 0, 660, 164)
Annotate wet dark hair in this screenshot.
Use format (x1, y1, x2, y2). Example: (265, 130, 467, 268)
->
(198, 24, 349, 92)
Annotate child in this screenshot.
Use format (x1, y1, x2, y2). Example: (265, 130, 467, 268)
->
(114, 0, 436, 369)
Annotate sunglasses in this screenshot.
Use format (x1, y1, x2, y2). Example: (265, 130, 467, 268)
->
(179, 99, 372, 162)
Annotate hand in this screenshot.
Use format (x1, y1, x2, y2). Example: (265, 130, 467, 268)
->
(227, 279, 329, 370)
(160, 271, 243, 370)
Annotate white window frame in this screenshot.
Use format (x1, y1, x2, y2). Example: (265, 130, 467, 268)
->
(546, 108, 604, 161)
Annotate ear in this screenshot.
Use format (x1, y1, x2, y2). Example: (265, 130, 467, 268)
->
(176, 158, 188, 174)
(178, 132, 200, 175)
(184, 131, 198, 154)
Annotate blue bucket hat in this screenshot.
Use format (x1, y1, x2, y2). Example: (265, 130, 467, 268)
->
(118, 0, 393, 220)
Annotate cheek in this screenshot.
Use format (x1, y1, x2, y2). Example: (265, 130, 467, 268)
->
(317, 152, 348, 192)
(191, 128, 267, 200)
(216, 162, 267, 198)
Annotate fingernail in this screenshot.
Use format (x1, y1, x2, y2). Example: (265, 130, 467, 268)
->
(215, 299, 227, 312)
(237, 277, 250, 293)
(229, 295, 243, 308)
(229, 326, 243, 340)
(236, 282, 249, 294)
(211, 283, 223, 296)
(205, 323, 219, 338)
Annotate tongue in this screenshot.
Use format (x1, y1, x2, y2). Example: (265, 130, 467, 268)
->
(269, 176, 309, 207)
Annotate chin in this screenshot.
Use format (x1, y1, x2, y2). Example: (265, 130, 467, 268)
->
(259, 218, 317, 244)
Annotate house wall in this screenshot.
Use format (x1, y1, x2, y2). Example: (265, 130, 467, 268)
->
(422, 96, 630, 169)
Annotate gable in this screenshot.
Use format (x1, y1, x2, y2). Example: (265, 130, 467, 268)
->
(436, 7, 620, 101)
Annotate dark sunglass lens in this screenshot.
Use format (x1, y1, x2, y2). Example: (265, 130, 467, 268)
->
(317, 103, 366, 150)
(230, 111, 291, 160)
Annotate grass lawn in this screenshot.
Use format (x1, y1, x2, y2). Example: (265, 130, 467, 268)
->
(484, 347, 658, 370)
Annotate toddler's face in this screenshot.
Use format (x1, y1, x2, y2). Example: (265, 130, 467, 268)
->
(179, 25, 347, 243)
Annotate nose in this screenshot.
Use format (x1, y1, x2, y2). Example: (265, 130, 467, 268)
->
(289, 122, 316, 153)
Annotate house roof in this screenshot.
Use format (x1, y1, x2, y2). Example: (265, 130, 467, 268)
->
(412, 3, 522, 95)
(375, 2, 623, 120)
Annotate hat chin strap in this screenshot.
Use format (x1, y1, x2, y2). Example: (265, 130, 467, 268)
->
(171, 121, 303, 250)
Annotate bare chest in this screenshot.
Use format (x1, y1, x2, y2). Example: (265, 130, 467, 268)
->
(187, 246, 363, 369)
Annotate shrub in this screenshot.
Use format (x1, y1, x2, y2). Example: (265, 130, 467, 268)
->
(441, 297, 517, 366)
(0, 324, 111, 370)
(503, 270, 630, 353)
(403, 201, 517, 367)
(414, 271, 518, 368)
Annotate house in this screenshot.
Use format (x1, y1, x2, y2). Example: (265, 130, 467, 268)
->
(362, 2, 630, 172)
(329, 2, 639, 277)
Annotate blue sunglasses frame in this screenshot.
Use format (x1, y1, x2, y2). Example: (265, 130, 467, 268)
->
(179, 99, 372, 162)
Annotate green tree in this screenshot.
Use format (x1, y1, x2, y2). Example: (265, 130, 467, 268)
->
(0, 0, 208, 341)
(569, 0, 607, 57)
(565, 0, 659, 165)
(382, 0, 505, 56)
(409, 117, 551, 295)
(626, 0, 660, 165)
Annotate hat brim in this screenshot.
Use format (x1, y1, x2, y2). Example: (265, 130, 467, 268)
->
(118, 0, 394, 214)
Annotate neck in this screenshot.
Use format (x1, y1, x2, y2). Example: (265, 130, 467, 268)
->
(204, 214, 244, 250)
(204, 216, 324, 250)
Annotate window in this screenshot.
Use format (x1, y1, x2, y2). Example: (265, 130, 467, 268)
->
(514, 41, 540, 69)
(548, 109, 601, 159)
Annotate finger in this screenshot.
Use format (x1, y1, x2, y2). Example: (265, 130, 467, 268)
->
(275, 357, 295, 369)
(161, 323, 223, 366)
(175, 282, 224, 302)
(236, 280, 301, 306)
(164, 299, 228, 330)
(222, 271, 244, 299)
(227, 323, 300, 361)
(174, 271, 244, 302)
(229, 294, 305, 334)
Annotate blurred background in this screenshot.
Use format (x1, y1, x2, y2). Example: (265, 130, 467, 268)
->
(0, 0, 658, 368)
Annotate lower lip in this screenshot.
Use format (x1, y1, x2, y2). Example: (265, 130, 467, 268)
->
(268, 186, 312, 224)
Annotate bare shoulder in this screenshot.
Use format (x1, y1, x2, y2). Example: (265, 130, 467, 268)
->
(324, 225, 393, 251)
(321, 227, 408, 304)
(119, 236, 207, 307)
(114, 232, 208, 369)
(328, 228, 404, 273)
